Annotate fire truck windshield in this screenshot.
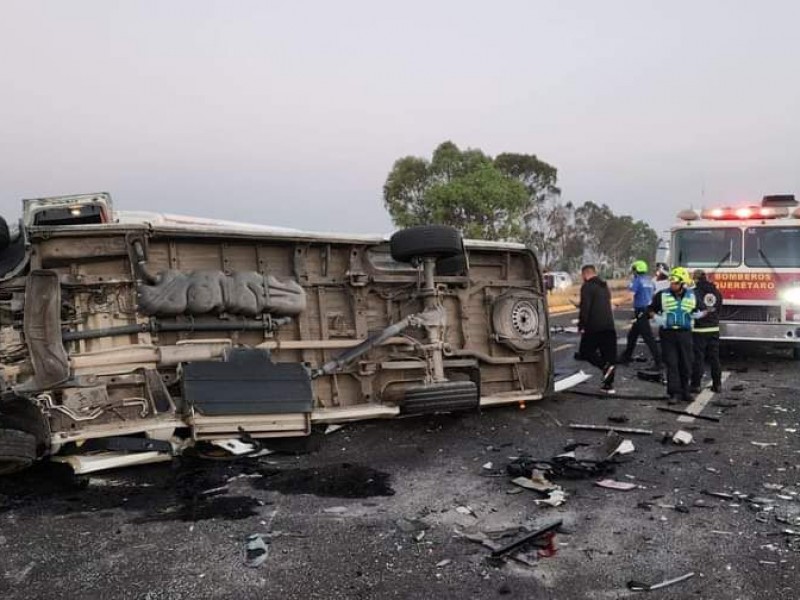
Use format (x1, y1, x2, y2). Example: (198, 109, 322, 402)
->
(744, 226, 800, 268)
(673, 228, 742, 268)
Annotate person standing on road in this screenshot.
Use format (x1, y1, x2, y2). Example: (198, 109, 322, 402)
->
(648, 267, 697, 401)
(619, 260, 662, 369)
(577, 264, 617, 394)
(690, 269, 723, 393)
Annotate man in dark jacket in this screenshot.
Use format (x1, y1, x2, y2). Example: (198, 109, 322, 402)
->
(690, 269, 723, 393)
(578, 264, 617, 393)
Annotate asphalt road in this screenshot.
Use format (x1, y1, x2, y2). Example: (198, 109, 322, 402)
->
(2, 307, 799, 599)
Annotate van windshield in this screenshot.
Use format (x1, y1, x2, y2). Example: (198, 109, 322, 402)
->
(672, 228, 742, 268)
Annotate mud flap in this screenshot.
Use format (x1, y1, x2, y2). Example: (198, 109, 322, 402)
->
(399, 381, 479, 415)
(18, 270, 69, 392)
(183, 349, 313, 439)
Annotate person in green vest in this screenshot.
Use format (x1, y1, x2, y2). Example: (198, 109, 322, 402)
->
(690, 269, 723, 393)
(647, 267, 701, 402)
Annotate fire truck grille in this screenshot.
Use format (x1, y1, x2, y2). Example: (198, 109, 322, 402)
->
(718, 305, 781, 322)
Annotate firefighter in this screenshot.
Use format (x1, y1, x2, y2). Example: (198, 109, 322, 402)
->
(690, 269, 723, 393)
(648, 267, 696, 401)
(578, 264, 617, 394)
(618, 260, 662, 369)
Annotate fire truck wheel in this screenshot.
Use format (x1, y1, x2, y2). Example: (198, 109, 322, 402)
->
(0, 428, 37, 475)
(390, 226, 463, 263)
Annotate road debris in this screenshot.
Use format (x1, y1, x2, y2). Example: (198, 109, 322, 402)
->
(489, 520, 563, 559)
(702, 490, 734, 500)
(657, 448, 701, 459)
(534, 489, 567, 507)
(751, 442, 777, 448)
(244, 534, 270, 568)
(656, 407, 720, 422)
(554, 370, 592, 393)
(607, 415, 629, 424)
(324, 424, 345, 435)
(436, 559, 452, 568)
(595, 479, 637, 491)
(569, 423, 653, 435)
(456, 505, 477, 517)
(482, 462, 494, 470)
(672, 430, 694, 445)
(627, 571, 695, 592)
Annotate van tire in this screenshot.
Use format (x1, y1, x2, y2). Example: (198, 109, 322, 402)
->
(390, 226, 463, 263)
(0, 217, 9, 251)
(793, 346, 800, 361)
(0, 428, 37, 475)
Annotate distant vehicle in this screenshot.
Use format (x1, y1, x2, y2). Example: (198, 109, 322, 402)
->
(670, 194, 800, 359)
(544, 271, 573, 291)
(0, 193, 554, 475)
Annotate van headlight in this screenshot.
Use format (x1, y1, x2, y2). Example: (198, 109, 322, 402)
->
(781, 287, 800, 306)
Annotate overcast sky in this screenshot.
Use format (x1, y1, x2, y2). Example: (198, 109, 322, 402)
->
(1, 1, 798, 236)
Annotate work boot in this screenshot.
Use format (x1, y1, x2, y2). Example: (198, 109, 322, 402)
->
(601, 364, 615, 387)
(711, 383, 722, 393)
(690, 385, 702, 394)
(681, 393, 693, 403)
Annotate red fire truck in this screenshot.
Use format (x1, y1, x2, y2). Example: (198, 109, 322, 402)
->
(671, 194, 800, 359)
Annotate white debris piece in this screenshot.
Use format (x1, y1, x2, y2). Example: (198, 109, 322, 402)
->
(554, 370, 591, 393)
(534, 489, 567, 507)
(672, 430, 693, 445)
(211, 439, 258, 455)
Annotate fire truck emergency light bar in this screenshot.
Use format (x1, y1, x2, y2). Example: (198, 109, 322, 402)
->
(678, 206, 800, 221)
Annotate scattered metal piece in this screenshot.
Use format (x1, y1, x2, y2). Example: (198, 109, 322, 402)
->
(751, 441, 778, 448)
(489, 520, 563, 558)
(702, 490, 734, 500)
(436, 559, 452, 568)
(595, 479, 637, 491)
(656, 407, 720, 422)
(657, 448, 701, 459)
(627, 571, 695, 592)
(569, 423, 653, 435)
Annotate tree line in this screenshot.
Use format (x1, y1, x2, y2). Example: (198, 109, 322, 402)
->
(383, 141, 658, 274)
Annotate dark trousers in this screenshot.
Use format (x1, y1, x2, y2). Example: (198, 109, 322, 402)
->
(622, 310, 661, 366)
(691, 332, 721, 388)
(580, 330, 617, 385)
(660, 329, 693, 398)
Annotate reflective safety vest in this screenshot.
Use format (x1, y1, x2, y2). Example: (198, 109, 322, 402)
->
(661, 289, 696, 331)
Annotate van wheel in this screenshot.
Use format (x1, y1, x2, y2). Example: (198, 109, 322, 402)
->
(390, 225, 463, 263)
(0, 428, 37, 475)
(793, 346, 800, 361)
(0, 217, 9, 251)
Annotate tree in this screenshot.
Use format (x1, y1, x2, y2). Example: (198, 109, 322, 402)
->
(383, 141, 529, 240)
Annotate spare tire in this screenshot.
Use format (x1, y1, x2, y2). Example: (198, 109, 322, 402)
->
(0, 428, 37, 475)
(390, 225, 463, 263)
(0, 217, 9, 252)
